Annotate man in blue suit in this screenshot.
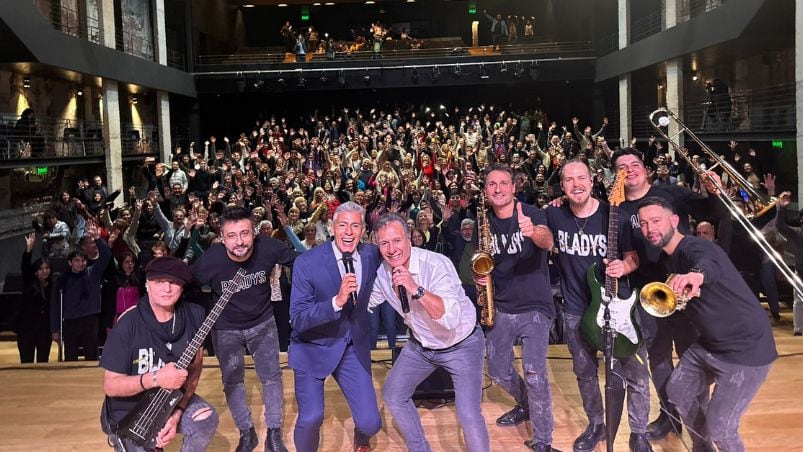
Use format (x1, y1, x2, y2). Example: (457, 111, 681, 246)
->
(289, 201, 382, 452)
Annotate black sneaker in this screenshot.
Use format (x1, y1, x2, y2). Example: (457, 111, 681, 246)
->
(265, 427, 289, 452)
(496, 404, 529, 426)
(573, 423, 606, 451)
(629, 433, 653, 452)
(524, 439, 563, 452)
(794, 331, 802, 336)
(235, 426, 258, 452)
(646, 411, 682, 440)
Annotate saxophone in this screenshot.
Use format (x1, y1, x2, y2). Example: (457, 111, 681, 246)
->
(471, 190, 495, 327)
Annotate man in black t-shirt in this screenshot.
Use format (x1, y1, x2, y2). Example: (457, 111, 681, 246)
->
(472, 163, 557, 452)
(192, 207, 297, 452)
(101, 256, 218, 451)
(637, 197, 776, 452)
(612, 148, 721, 441)
(545, 160, 651, 452)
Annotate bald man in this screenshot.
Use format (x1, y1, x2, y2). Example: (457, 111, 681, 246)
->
(695, 221, 716, 242)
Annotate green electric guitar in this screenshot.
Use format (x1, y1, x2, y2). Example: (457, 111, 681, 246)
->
(580, 169, 641, 359)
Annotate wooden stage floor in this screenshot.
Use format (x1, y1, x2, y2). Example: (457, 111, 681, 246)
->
(0, 318, 801, 452)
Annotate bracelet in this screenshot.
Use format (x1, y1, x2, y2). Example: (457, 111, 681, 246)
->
(152, 370, 158, 388)
(139, 373, 147, 391)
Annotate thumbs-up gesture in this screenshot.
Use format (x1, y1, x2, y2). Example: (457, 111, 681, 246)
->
(516, 202, 535, 238)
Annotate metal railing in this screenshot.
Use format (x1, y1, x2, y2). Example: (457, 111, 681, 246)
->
(630, 10, 663, 44)
(35, 1, 103, 45)
(121, 124, 160, 156)
(687, 0, 726, 20)
(0, 114, 105, 160)
(116, 29, 154, 61)
(684, 83, 795, 134)
(197, 40, 594, 67)
(598, 32, 619, 56)
(167, 48, 186, 70)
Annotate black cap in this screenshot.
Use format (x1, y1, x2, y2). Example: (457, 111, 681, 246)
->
(145, 256, 193, 285)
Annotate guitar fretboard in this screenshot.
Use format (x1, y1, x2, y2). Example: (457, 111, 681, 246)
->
(604, 206, 619, 299)
(175, 269, 247, 370)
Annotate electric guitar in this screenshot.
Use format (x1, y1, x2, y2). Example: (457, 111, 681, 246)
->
(580, 170, 641, 359)
(112, 269, 247, 451)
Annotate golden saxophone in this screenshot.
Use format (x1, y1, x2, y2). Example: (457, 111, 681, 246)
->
(472, 190, 495, 327)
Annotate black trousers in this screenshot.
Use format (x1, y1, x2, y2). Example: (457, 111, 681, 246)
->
(17, 324, 52, 363)
(63, 315, 99, 361)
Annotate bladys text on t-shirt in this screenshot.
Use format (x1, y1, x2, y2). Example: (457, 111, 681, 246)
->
(491, 230, 527, 256)
(557, 231, 607, 257)
(137, 347, 166, 374)
(221, 270, 267, 293)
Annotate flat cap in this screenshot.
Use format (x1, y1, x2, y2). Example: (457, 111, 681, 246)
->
(145, 256, 193, 285)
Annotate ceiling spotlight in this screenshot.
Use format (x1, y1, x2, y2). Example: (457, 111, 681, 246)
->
(431, 66, 440, 82)
(22, 77, 31, 89)
(243, 4, 255, 7)
(338, 69, 346, 86)
(452, 64, 462, 78)
(479, 64, 489, 79)
(411, 67, 419, 83)
(500, 62, 508, 73)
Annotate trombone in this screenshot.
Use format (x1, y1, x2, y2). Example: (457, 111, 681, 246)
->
(648, 107, 803, 299)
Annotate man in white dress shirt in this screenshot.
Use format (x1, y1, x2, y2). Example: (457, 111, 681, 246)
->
(370, 213, 489, 452)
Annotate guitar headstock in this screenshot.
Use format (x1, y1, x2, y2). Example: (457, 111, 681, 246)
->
(609, 169, 627, 207)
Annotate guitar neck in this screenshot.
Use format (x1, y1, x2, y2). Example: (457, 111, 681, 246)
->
(175, 269, 246, 370)
(604, 205, 619, 297)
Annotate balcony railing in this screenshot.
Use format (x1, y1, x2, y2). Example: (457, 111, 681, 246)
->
(197, 40, 594, 67)
(167, 48, 186, 71)
(116, 29, 154, 61)
(630, 10, 663, 44)
(687, 0, 726, 20)
(121, 124, 160, 156)
(684, 83, 795, 134)
(35, 1, 103, 44)
(0, 114, 105, 160)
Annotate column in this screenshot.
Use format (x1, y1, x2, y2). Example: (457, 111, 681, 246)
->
(97, 0, 116, 49)
(796, 0, 803, 199)
(664, 0, 679, 29)
(152, 0, 167, 65)
(618, 0, 632, 142)
(102, 80, 124, 206)
(157, 90, 172, 163)
(666, 58, 684, 152)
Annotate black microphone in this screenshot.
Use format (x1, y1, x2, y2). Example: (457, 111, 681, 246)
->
(342, 252, 357, 305)
(398, 285, 410, 314)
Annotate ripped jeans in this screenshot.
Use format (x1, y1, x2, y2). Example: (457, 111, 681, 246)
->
(486, 310, 553, 445)
(112, 394, 219, 452)
(667, 343, 771, 452)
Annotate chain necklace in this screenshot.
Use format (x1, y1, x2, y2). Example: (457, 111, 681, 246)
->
(572, 199, 597, 236)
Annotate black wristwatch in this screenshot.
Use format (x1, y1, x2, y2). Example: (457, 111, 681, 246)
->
(411, 286, 425, 300)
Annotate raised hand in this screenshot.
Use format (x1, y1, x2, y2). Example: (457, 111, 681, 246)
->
(763, 173, 776, 196)
(778, 191, 792, 208)
(24, 232, 35, 252)
(516, 202, 535, 238)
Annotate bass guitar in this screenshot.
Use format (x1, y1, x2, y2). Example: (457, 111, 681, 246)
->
(112, 268, 247, 450)
(580, 170, 641, 359)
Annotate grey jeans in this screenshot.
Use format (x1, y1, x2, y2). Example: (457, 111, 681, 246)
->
(486, 310, 553, 445)
(212, 316, 283, 430)
(383, 327, 489, 452)
(564, 313, 651, 433)
(111, 395, 219, 452)
(667, 343, 771, 452)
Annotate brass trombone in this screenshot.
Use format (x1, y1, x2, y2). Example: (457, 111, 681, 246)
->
(648, 107, 803, 298)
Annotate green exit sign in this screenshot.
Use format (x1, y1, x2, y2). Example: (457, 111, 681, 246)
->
(36, 167, 48, 176)
(301, 6, 309, 21)
(772, 140, 784, 149)
(468, 2, 476, 14)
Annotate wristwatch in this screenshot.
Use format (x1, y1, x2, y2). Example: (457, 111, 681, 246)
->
(411, 286, 425, 300)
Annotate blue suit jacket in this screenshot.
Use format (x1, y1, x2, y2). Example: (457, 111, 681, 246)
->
(288, 242, 381, 379)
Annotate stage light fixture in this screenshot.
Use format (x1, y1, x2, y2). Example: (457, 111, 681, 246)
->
(363, 70, 371, 84)
(23, 77, 31, 89)
(320, 72, 329, 83)
(298, 77, 306, 87)
(514, 62, 524, 78)
(130, 94, 139, 104)
(277, 73, 286, 87)
(431, 66, 440, 82)
(338, 69, 346, 86)
(411, 67, 419, 83)
(76, 87, 84, 96)
(500, 62, 508, 73)
(479, 64, 489, 79)
(452, 64, 461, 78)
(252, 78, 264, 88)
